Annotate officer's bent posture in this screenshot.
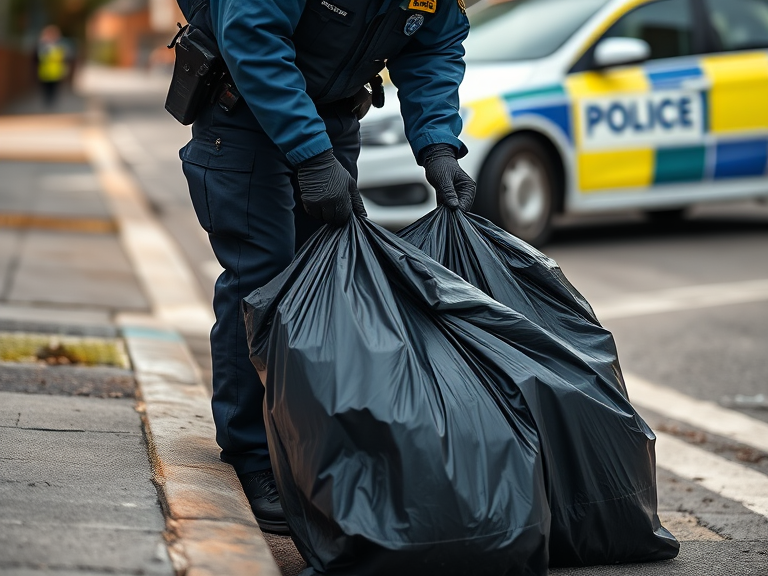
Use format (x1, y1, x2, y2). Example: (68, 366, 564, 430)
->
(180, 0, 476, 534)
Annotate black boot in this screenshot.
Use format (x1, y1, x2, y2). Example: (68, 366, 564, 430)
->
(238, 470, 290, 535)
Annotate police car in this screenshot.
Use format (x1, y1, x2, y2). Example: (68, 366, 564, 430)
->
(358, 0, 768, 244)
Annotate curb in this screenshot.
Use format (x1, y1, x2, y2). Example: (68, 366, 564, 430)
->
(78, 102, 281, 575)
(121, 316, 281, 576)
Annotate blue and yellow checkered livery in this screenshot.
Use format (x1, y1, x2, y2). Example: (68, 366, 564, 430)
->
(463, 51, 768, 195)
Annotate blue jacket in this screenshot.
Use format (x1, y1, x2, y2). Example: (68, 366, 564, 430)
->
(207, 0, 469, 165)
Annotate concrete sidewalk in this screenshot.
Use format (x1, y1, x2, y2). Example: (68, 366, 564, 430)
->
(0, 87, 281, 574)
(0, 383, 172, 575)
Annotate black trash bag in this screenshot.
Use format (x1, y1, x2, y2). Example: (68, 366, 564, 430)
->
(399, 207, 680, 567)
(244, 217, 551, 576)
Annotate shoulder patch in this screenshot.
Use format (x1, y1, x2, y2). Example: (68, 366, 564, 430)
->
(408, 0, 437, 13)
(458, 0, 466, 14)
(404, 13, 425, 35)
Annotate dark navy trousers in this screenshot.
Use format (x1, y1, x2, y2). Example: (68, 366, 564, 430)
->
(181, 99, 361, 475)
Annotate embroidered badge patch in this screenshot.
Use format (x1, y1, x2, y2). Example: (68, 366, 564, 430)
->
(404, 13, 425, 35)
(320, 0, 348, 17)
(408, 0, 436, 13)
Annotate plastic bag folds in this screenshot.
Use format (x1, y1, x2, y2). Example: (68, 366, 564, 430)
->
(399, 207, 680, 566)
(244, 217, 551, 576)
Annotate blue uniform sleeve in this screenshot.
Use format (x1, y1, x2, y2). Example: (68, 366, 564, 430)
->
(210, 0, 331, 165)
(387, 3, 470, 162)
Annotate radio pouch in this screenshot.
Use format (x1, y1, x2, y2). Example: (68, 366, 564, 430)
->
(165, 25, 222, 125)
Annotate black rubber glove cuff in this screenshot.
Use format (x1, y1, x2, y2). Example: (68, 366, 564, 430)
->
(297, 150, 366, 225)
(421, 144, 476, 212)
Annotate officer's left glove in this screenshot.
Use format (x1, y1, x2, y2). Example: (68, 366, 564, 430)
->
(297, 150, 367, 225)
(421, 144, 476, 212)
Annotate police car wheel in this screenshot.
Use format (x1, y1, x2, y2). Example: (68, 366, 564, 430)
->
(476, 135, 556, 246)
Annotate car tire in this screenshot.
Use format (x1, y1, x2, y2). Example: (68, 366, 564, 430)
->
(475, 135, 559, 246)
(645, 208, 687, 224)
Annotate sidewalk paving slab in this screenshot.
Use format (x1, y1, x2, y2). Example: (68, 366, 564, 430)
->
(3, 426, 156, 488)
(0, 390, 137, 430)
(0, 161, 109, 219)
(0, 363, 135, 398)
(0, 303, 115, 336)
(1, 523, 171, 575)
(8, 230, 149, 311)
(0, 391, 173, 575)
(13, 230, 131, 271)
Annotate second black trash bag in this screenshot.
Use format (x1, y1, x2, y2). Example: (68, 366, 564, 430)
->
(399, 207, 680, 567)
(244, 218, 551, 576)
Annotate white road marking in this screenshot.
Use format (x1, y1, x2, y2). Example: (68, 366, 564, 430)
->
(593, 278, 768, 320)
(656, 432, 768, 519)
(626, 373, 768, 454)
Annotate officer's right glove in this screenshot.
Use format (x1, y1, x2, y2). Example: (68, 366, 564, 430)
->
(421, 144, 476, 212)
(297, 150, 367, 225)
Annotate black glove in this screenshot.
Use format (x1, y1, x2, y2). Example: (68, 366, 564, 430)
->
(421, 144, 476, 212)
(297, 150, 367, 225)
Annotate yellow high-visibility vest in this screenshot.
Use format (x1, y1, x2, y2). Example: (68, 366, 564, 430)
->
(38, 44, 68, 83)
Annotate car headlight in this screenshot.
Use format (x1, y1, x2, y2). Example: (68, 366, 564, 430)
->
(360, 116, 407, 146)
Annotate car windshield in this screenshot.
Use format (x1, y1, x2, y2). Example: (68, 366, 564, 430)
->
(464, 0, 610, 62)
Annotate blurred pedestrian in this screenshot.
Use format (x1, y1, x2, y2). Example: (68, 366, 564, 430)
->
(36, 25, 70, 108)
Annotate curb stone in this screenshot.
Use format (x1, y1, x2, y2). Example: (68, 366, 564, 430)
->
(121, 315, 281, 576)
(80, 97, 280, 574)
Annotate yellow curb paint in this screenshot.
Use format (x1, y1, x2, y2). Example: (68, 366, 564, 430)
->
(0, 150, 89, 164)
(0, 212, 118, 234)
(0, 113, 85, 128)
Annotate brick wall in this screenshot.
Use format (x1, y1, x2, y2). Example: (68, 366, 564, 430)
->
(0, 46, 34, 111)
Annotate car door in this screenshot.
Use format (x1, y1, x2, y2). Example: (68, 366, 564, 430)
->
(699, 0, 768, 182)
(565, 0, 709, 197)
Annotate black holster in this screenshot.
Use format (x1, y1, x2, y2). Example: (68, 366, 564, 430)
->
(165, 25, 223, 125)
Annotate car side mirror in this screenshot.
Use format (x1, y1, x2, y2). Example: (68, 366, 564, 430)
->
(593, 37, 651, 69)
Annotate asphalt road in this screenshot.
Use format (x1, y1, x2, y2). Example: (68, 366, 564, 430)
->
(544, 205, 768, 573)
(548, 205, 768, 421)
(104, 86, 768, 575)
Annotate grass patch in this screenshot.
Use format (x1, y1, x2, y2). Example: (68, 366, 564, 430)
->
(0, 332, 130, 368)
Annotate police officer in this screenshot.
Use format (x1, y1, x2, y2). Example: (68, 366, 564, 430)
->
(179, 0, 476, 534)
